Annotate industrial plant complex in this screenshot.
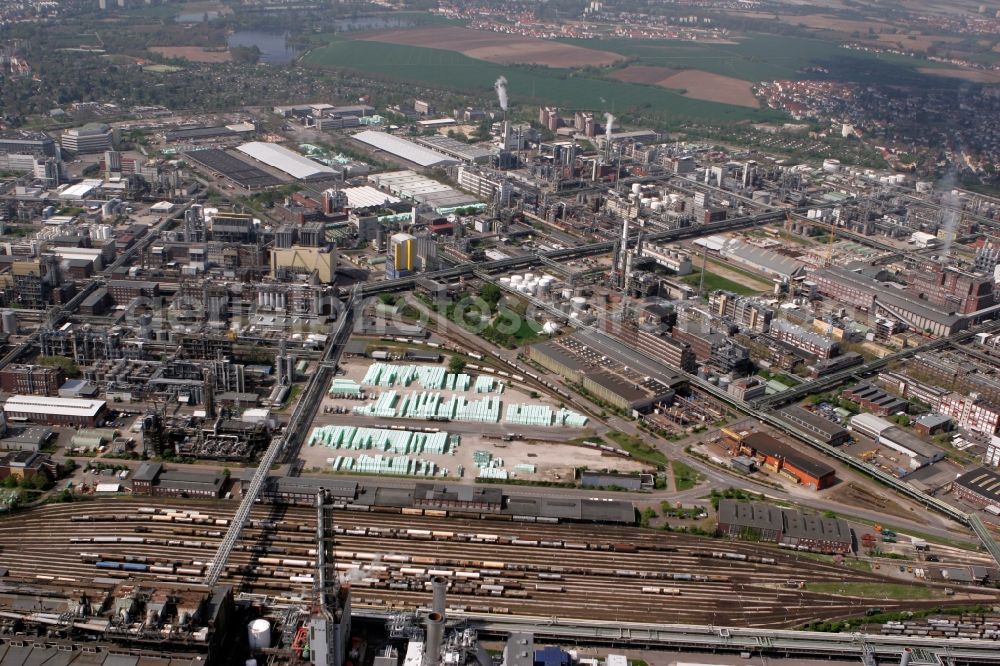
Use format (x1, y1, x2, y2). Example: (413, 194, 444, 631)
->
(2, 2, 1000, 666)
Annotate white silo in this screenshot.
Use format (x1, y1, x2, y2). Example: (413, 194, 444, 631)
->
(1, 310, 17, 335)
(248, 619, 271, 651)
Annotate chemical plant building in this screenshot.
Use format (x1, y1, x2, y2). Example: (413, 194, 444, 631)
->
(456, 167, 513, 206)
(414, 135, 493, 164)
(811, 266, 969, 337)
(840, 382, 909, 416)
(722, 241, 805, 281)
(352, 130, 459, 169)
(770, 318, 838, 359)
(848, 413, 944, 471)
(60, 123, 114, 154)
(2, 395, 108, 427)
(724, 429, 836, 489)
(0, 364, 65, 396)
(953, 467, 1000, 512)
(368, 171, 480, 211)
(709, 290, 773, 333)
(183, 149, 283, 190)
(527, 339, 677, 413)
(716, 500, 853, 554)
(131, 462, 226, 498)
(780, 405, 850, 446)
(236, 142, 338, 181)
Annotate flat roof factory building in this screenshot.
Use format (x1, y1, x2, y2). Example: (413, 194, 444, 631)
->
(236, 142, 338, 181)
(352, 130, 460, 169)
(849, 413, 944, 470)
(3, 395, 108, 427)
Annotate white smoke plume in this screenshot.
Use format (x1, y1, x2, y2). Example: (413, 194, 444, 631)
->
(604, 113, 614, 142)
(494, 76, 508, 111)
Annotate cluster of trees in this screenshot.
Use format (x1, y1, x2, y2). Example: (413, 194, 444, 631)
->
(37, 355, 81, 378)
(2, 473, 53, 491)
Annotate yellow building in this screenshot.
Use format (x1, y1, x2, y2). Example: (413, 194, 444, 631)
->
(388, 232, 415, 278)
(270, 246, 338, 284)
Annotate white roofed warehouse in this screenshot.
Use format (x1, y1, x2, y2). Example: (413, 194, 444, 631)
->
(352, 130, 459, 168)
(3, 395, 107, 427)
(236, 142, 338, 181)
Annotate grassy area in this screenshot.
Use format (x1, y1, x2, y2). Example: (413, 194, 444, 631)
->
(606, 432, 667, 467)
(671, 459, 701, 491)
(303, 37, 785, 123)
(704, 257, 773, 284)
(681, 269, 762, 296)
(279, 384, 302, 411)
(804, 582, 943, 600)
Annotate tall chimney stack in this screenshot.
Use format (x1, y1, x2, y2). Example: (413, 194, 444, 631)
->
(424, 611, 444, 666)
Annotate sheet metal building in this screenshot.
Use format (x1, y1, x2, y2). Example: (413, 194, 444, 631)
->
(236, 142, 337, 181)
(353, 130, 459, 168)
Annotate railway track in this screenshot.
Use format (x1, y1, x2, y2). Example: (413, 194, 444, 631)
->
(0, 499, 994, 629)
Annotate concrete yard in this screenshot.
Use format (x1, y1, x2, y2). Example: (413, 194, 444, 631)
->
(302, 358, 647, 482)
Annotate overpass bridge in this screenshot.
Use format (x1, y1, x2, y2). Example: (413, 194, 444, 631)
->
(355, 608, 1000, 664)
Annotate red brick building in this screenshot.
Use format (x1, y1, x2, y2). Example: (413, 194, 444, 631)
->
(731, 431, 836, 490)
(0, 365, 65, 396)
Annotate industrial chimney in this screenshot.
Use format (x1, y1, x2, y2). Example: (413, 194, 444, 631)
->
(431, 576, 447, 618)
(424, 611, 445, 666)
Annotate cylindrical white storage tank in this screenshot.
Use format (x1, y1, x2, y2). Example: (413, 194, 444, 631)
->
(510, 275, 523, 285)
(1, 310, 17, 335)
(248, 619, 271, 651)
(571, 296, 587, 310)
(499, 277, 511, 285)
(632, 183, 642, 195)
(524, 273, 534, 281)
(561, 288, 573, 300)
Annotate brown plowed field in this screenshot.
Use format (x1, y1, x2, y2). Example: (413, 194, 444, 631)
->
(611, 65, 760, 108)
(359, 26, 623, 67)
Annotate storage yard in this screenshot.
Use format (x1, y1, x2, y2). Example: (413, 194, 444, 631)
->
(0, 500, 994, 629)
(302, 356, 610, 481)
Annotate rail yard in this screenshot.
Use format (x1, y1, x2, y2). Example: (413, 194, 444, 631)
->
(1, 499, 995, 629)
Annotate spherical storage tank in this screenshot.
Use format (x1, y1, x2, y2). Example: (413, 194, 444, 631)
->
(248, 619, 272, 651)
(542, 321, 560, 334)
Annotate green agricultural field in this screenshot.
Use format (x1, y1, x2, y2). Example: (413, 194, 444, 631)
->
(565, 33, 966, 89)
(302, 38, 785, 123)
